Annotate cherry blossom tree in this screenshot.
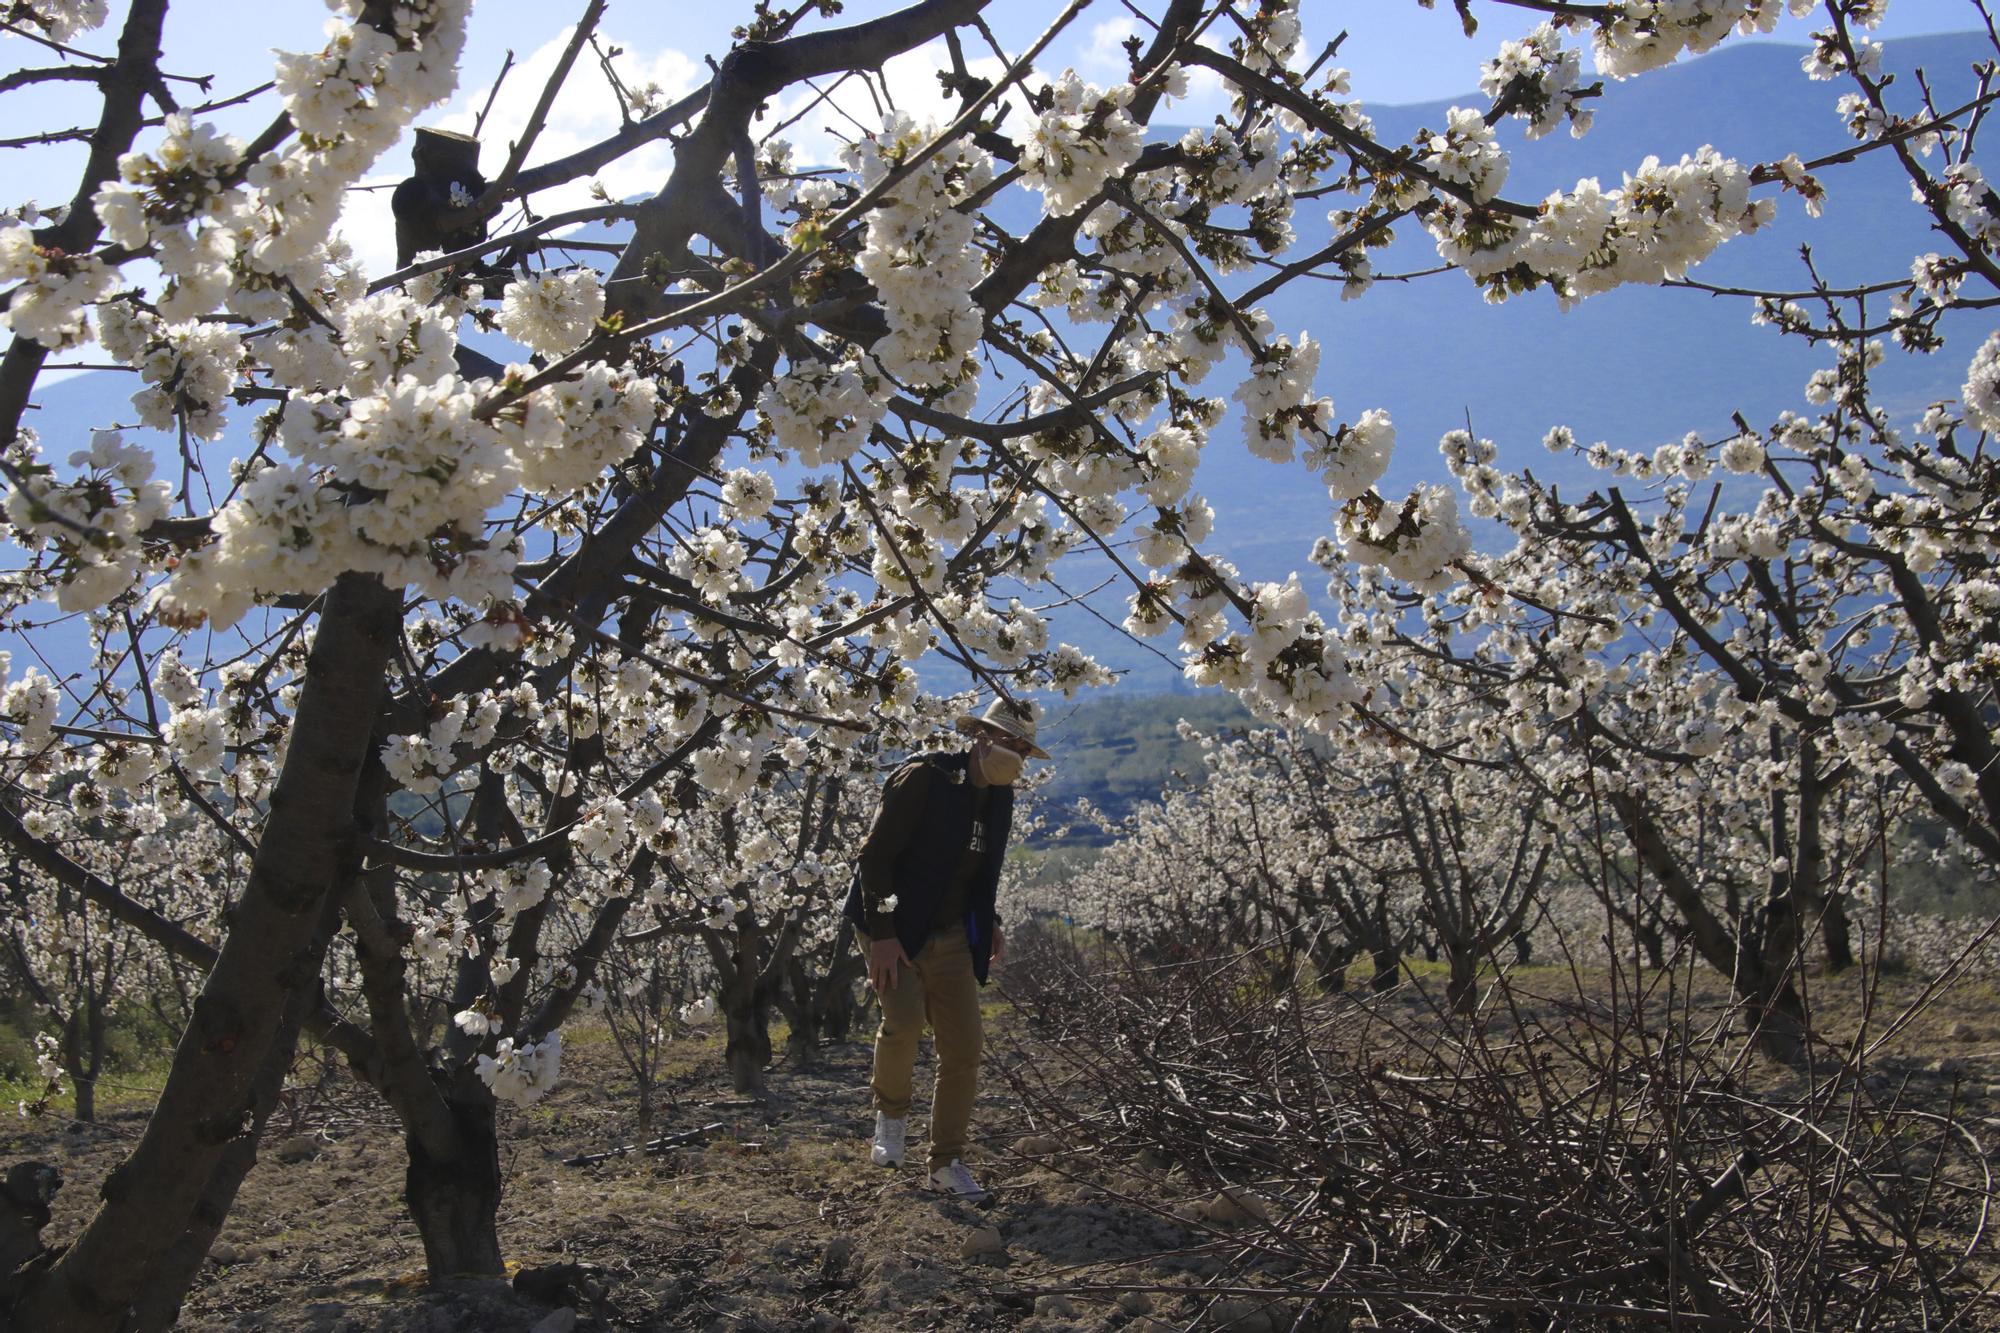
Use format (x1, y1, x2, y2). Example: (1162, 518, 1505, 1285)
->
(1, 0, 1990, 1326)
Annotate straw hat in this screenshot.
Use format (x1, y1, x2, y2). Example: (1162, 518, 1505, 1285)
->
(954, 698, 1050, 760)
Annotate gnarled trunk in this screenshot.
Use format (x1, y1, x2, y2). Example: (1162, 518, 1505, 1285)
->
(8, 573, 400, 1333)
(1308, 934, 1353, 994)
(1444, 947, 1479, 1016)
(1612, 791, 1809, 1061)
(724, 994, 772, 1095)
(127, 894, 346, 1333)
(404, 1087, 505, 1280)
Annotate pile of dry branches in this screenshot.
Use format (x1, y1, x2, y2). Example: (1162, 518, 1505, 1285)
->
(999, 931, 1992, 1329)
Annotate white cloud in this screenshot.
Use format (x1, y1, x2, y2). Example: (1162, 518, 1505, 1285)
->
(1083, 16, 1139, 76)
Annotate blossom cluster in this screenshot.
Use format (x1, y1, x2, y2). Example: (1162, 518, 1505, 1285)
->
(8, 0, 108, 42)
(1431, 147, 1771, 308)
(1020, 71, 1145, 217)
(1591, 0, 1820, 79)
(475, 1031, 562, 1106)
(0, 226, 118, 349)
(3, 429, 173, 612)
(847, 112, 993, 395)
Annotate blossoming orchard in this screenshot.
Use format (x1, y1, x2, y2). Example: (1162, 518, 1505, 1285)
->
(0, 0, 1997, 1326)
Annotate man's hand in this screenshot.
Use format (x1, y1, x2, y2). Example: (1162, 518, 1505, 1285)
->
(991, 925, 1006, 968)
(869, 937, 912, 994)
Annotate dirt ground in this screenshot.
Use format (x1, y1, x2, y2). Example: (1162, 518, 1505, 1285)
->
(1, 999, 1244, 1333)
(6, 964, 2000, 1332)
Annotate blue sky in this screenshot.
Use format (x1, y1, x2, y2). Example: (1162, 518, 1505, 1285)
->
(6, 0, 1988, 279)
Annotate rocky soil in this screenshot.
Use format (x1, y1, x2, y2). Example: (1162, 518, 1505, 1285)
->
(2, 1006, 1288, 1332)
(6, 967, 2000, 1331)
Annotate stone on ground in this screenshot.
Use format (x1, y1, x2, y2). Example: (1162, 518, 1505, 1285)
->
(959, 1225, 1006, 1261)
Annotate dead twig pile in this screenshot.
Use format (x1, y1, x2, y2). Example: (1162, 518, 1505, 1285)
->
(999, 937, 1993, 1330)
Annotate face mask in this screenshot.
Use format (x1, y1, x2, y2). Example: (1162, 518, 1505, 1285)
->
(978, 744, 1025, 786)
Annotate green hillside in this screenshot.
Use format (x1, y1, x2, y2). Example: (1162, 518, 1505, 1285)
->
(1030, 692, 1253, 845)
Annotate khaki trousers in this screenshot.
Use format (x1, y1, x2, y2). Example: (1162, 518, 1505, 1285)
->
(866, 925, 983, 1172)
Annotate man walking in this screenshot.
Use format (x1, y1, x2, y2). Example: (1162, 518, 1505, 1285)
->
(843, 698, 1049, 1199)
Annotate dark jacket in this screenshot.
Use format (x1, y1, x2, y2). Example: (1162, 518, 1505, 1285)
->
(842, 751, 1012, 984)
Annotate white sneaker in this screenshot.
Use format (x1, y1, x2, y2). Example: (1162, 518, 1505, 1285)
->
(928, 1158, 989, 1200)
(870, 1113, 906, 1167)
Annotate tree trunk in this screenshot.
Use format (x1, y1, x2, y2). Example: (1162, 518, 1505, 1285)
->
(404, 1087, 505, 1280)
(819, 976, 857, 1042)
(724, 996, 770, 1095)
(9, 573, 400, 1333)
(814, 949, 866, 1043)
(1737, 903, 1809, 1062)
(1445, 946, 1479, 1016)
(784, 1015, 817, 1070)
(62, 1008, 98, 1125)
(1610, 791, 1806, 1060)
(776, 960, 818, 1071)
(1636, 918, 1666, 971)
(1308, 935, 1353, 994)
(1265, 952, 1299, 995)
(1369, 947, 1401, 992)
(1820, 892, 1855, 974)
(126, 893, 347, 1333)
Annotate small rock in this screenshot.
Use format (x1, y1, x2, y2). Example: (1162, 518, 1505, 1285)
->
(1204, 1191, 1246, 1224)
(208, 1241, 243, 1266)
(958, 1226, 1006, 1262)
(1206, 1297, 1273, 1332)
(1117, 1290, 1156, 1315)
(1927, 1057, 1964, 1077)
(274, 1135, 319, 1165)
(1949, 1021, 1974, 1041)
(514, 1262, 587, 1304)
(1204, 1188, 1272, 1226)
(1035, 1294, 1078, 1317)
(822, 1235, 856, 1275)
(529, 1309, 577, 1333)
(1014, 1134, 1062, 1156)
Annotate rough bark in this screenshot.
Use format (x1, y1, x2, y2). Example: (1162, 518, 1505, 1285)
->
(126, 891, 347, 1333)
(9, 573, 400, 1333)
(403, 1078, 505, 1280)
(724, 992, 773, 1096)
(1444, 950, 1479, 1017)
(1369, 947, 1402, 993)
